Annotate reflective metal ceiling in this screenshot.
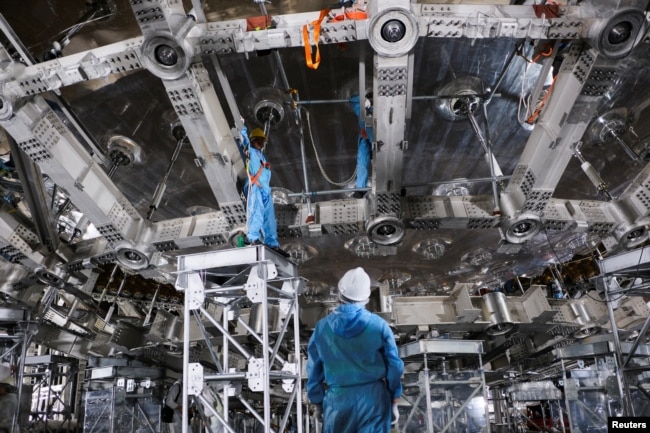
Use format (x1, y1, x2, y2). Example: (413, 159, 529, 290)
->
(0, 0, 649, 382)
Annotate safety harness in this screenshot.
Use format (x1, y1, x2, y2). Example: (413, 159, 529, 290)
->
(248, 159, 271, 187)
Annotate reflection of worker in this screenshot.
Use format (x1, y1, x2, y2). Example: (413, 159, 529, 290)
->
(165, 381, 183, 433)
(199, 385, 224, 433)
(238, 127, 288, 257)
(0, 382, 18, 433)
(306, 267, 404, 433)
(349, 94, 373, 198)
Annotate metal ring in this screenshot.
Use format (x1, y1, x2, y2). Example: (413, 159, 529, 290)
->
(141, 33, 193, 80)
(367, 7, 419, 57)
(366, 215, 406, 246)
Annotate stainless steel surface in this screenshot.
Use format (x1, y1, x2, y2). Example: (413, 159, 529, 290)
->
(0, 1, 649, 428)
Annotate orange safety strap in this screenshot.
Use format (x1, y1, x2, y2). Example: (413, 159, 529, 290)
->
(332, 9, 368, 22)
(302, 8, 330, 70)
(249, 161, 270, 187)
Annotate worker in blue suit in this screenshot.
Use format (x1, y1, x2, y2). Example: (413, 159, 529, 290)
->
(306, 267, 403, 433)
(349, 94, 373, 198)
(238, 126, 288, 257)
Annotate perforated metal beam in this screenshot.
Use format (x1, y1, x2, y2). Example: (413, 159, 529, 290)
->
(0, 97, 145, 246)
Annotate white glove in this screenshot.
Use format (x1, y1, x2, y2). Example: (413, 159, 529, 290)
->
(392, 403, 399, 425)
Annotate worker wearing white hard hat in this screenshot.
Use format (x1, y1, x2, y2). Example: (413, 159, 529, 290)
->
(306, 267, 404, 433)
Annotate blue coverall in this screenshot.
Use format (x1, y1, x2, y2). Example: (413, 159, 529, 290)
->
(239, 128, 280, 248)
(349, 95, 373, 190)
(306, 303, 404, 433)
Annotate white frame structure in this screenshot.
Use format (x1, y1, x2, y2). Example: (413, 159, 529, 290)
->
(175, 245, 304, 433)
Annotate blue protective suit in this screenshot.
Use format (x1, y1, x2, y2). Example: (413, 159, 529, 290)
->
(239, 127, 280, 248)
(307, 304, 404, 433)
(349, 95, 373, 189)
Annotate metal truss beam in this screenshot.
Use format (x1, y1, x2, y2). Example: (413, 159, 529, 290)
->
(0, 97, 146, 247)
(0, 5, 633, 100)
(176, 246, 304, 433)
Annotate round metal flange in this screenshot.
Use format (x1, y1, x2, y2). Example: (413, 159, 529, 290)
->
(282, 242, 318, 265)
(34, 267, 66, 287)
(573, 325, 601, 340)
(367, 7, 419, 57)
(585, 108, 633, 145)
(344, 236, 379, 258)
(272, 188, 296, 205)
(141, 33, 193, 80)
(254, 100, 285, 126)
(412, 238, 448, 260)
(486, 322, 515, 337)
(366, 215, 406, 246)
(589, 8, 646, 59)
(433, 76, 487, 122)
(106, 135, 142, 167)
(614, 223, 648, 249)
(115, 245, 151, 270)
(0, 94, 14, 120)
(501, 213, 542, 244)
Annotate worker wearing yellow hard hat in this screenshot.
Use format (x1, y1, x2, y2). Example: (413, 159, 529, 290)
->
(237, 125, 288, 257)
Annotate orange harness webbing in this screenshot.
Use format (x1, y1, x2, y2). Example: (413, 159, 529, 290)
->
(249, 161, 271, 187)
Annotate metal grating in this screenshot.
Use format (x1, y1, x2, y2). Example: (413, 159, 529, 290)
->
(275, 206, 300, 226)
(96, 224, 124, 243)
(509, 165, 535, 197)
(153, 241, 179, 252)
(167, 88, 204, 117)
(107, 203, 133, 233)
(467, 218, 497, 229)
(544, 219, 573, 231)
(17, 76, 47, 96)
(581, 67, 617, 97)
(17, 138, 51, 162)
(107, 50, 142, 74)
(571, 45, 595, 85)
(377, 67, 408, 97)
(91, 252, 117, 265)
(407, 219, 441, 230)
(0, 245, 27, 263)
(200, 234, 226, 246)
(376, 192, 401, 214)
(522, 190, 552, 213)
(157, 220, 184, 240)
(588, 222, 615, 235)
(131, 3, 165, 25)
(15, 224, 39, 245)
(326, 223, 362, 235)
(221, 204, 246, 226)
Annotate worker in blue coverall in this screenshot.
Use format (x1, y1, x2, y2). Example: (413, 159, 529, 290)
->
(238, 126, 287, 256)
(349, 94, 373, 198)
(307, 267, 403, 433)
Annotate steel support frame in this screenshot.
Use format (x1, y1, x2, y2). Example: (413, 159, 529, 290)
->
(23, 354, 80, 432)
(396, 340, 488, 433)
(176, 245, 303, 433)
(597, 246, 650, 415)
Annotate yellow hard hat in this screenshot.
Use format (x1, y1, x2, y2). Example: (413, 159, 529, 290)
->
(249, 128, 266, 141)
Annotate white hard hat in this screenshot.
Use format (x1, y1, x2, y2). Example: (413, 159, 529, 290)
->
(338, 267, 371, 302)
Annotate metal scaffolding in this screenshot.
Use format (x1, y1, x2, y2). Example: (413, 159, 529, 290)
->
(598, 246, 650, 417)
(175, 245, 305, 433)
(396, 339, 487, 433)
